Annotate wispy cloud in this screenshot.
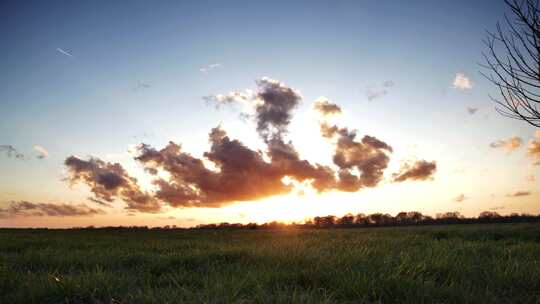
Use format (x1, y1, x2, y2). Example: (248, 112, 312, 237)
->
(366, 80, 394, 101)
(506, 191, 531, 197)
(467, 107, 478, 115)
(133, 81, 151, 91)
(527, 130, 540, 165)
(453, 194, 467, 202)
(200, 63, 222, 73)
(453, 73, 472, 90)
(33, 145, 49, 159)
(489, 136, 523, 153)
(56, 48, 73, 57)
(0, 201, 104, 218)
(0, 145, 25, 160)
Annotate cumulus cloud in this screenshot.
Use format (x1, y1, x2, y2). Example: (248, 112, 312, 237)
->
(313, 97, 342, 116)
(134, 126, 336, 208)
(33, 145, 49, 159)
(392, 160, 437, 182)
(66, 78, 437, 211)
(366, 80, 394, 101)
(467, 107, 478, 115)
(320, 123, 393, 190)
(453, 194, 467, 202)
(0, 145, 25, 160)
(0, 201, 104, 218)
(453, 73, 472, 90)
(64, 156, 160, 212)
(489, 136, 523, 153)
(507, 191, 531, 197)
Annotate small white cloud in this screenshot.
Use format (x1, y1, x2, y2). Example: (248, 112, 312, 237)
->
(33, 145, 49, 159)
(200, 63, 222, 73)
(453, 73, 472, 90)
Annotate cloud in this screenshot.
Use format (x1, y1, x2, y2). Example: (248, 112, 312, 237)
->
(87, 197, 112, 207)
(200, 63, 222, 73)
(366, 80, 394, 101)
(490, 205, 505, 211)
(64, 156, 160, 212)
(56, 48, 73, 57)
(453, 73, 472, 90)
(134, 126, 337, 207)
(67, 78, 436, 210)
(506, 191, 531, 197)
(0, 201, 104, 218)
(203, 90, 254, 108)
(313, 97, 342, 116)
(134, 82, 151, 91)
(33, 145, 49, 159)
(320, 123, 393, 190)
(453, 194, 467, 202)
(489, 136, 523, 153)
(0, 145, 25, 160)
(392, 160, 437, 183)
(527, 131, 540, 165)
(526, 174, 536, 182)
(467, 107, 478, 115)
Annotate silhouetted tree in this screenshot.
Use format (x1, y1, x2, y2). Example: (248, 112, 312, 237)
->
(482, 0, 540, 127)
(338, 213, 355, 226)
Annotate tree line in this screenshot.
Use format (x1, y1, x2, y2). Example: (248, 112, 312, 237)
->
(195, 211, 540, 230)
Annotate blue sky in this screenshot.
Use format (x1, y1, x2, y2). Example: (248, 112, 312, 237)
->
(1, 0, 538, 227)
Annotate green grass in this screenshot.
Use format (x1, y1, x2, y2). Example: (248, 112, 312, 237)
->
(1, 223, 540, 303)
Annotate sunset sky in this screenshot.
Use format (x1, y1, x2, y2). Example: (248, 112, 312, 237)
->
(1, 0, 539, 228)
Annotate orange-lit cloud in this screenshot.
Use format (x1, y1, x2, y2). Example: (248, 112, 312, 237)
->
(490, 136, 523, 153)
(392, 160, 437, 183)
(453, 73, 472, 90)
(64, 78, 437, 212)
(506, 191, 531, 197)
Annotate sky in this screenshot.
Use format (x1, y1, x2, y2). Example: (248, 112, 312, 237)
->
(1, 0, 539, 228)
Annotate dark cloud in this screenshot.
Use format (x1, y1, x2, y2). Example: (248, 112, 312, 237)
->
(320, 123, 393, 190)
(0, 145, 24, 160)
(254, 77, 302, 142)
(506, 191, 531, 197)
(65, 78, 436, 210)
(87, 197, 112, 207)
(0, 201, 104, 218)
(313, 98, 342, 116)
(135, 126, 337, 208)
(392, 160, 437, 182)
(467, 107, 478, 115)
(64, 156, 160, 212)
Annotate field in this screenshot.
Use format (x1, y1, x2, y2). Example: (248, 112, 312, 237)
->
(1, 223, 540, 303)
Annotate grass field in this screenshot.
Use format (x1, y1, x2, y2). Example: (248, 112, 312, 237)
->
(1, 223, 540, 303)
